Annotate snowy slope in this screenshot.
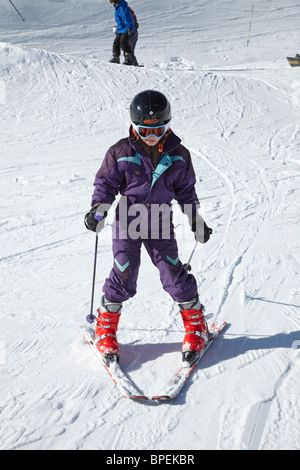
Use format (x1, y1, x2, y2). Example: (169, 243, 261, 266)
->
(0, 0, 299, 450)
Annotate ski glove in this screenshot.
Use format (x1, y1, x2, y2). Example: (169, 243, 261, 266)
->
(190, 215, 212, 243)
(84, 204, 108, 233)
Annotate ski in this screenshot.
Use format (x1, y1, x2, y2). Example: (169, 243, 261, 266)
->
(109, 62, 144, 67)
(78, 326, 148, 401)
(152, 321, 227, 401)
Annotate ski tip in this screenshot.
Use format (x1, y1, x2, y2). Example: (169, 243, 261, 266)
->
(130, 395, 149, 401)
(152, 395, 172, 401)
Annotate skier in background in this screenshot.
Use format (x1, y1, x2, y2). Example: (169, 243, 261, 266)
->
(127, 5, 139, 66)
(84, 90, 212, 366)
(109, 0, 135, 66)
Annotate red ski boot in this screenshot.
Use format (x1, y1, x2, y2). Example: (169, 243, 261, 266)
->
(179, 295, 209, 365)
(94, 296, 122, 365)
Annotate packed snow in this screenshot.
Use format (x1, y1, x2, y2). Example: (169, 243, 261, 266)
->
(0, 0, 299, 450)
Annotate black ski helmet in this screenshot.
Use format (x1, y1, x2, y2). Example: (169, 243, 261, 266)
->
(130, 90, 172, 126)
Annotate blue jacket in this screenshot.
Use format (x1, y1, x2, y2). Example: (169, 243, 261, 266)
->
(114, 0, 136, 35)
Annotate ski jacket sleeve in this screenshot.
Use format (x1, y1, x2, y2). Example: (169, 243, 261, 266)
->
(173, 147, 200, 221)
(91, 144, 124, 207)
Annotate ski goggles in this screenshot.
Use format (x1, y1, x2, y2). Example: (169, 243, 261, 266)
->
(133, 122, 170, 139)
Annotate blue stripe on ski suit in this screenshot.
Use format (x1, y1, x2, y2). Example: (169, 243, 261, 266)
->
(114, 258, 130, 272)
(143, 153, 185, 203)
(150, 153, 185, 189)
(166, 255, 179, 266)
(117, 152, 141, 165)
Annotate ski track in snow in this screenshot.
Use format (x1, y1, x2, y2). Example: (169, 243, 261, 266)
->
(0, 0, 300, 451)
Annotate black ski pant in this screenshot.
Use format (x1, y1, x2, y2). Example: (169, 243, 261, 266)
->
(129, 33, 138, 65)
(112, 33, 133, 57)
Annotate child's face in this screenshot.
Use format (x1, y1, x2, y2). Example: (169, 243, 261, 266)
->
(141, 135, 162, 146)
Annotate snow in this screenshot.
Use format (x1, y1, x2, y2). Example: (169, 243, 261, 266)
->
(0, 0, 300, 451)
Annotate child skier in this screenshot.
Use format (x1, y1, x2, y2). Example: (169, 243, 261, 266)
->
(109, 0, 136, 66)
(84, 90, 212, 366)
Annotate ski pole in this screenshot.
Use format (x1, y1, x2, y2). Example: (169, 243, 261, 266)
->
(183, 241, 198, 272)
(183, 225, 213, 271)
(86, 233, 99, 324)
(8, 0, 25, 21)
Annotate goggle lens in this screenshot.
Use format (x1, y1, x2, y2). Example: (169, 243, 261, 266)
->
(134, 123, 169, 139)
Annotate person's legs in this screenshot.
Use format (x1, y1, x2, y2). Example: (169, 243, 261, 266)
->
(128, 34, 138, 66)
(143, 237, 198, 303)
(103, 236, 142, 303)
(119, 33, 133, 65)
(144, 236, 208, 361)
(95, 236, 142, 361)
(110, 35, 121, 63)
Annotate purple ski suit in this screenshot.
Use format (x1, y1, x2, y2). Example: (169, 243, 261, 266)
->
(91, 127, 200, 304)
